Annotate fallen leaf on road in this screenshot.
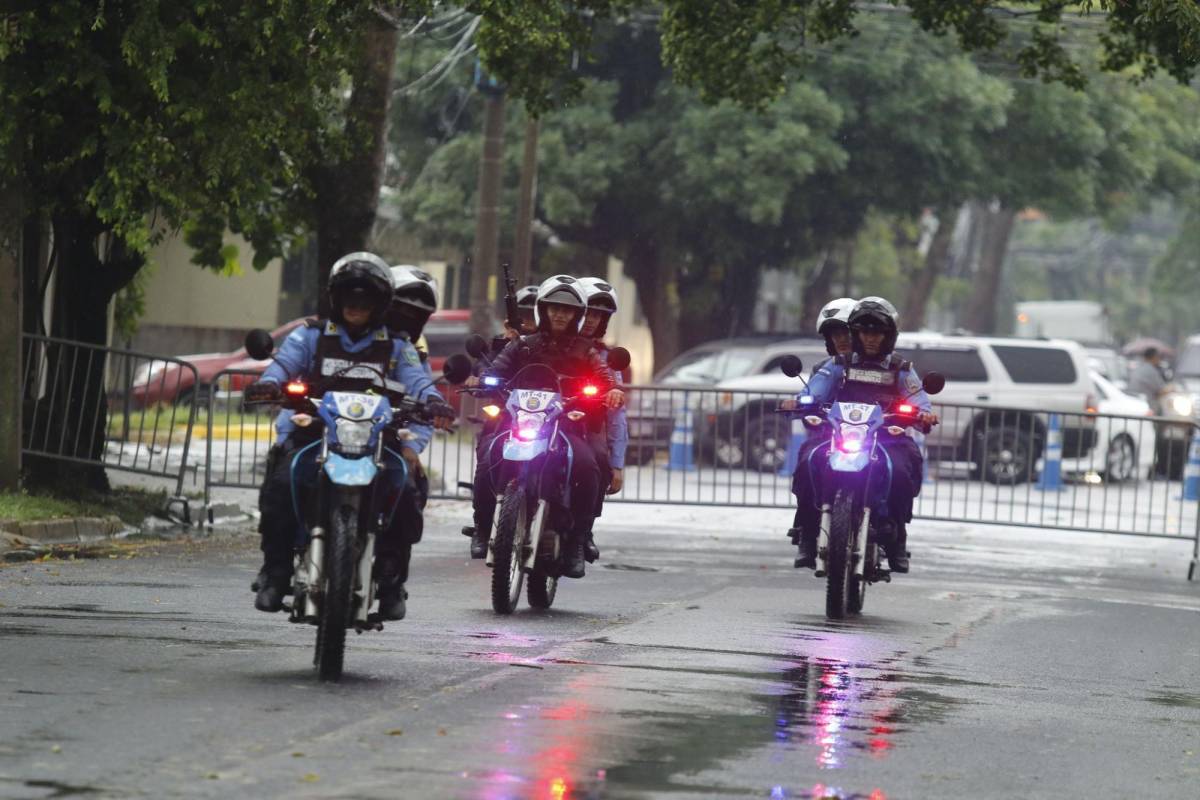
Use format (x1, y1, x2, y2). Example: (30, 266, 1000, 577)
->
(301, 773, 320, 783)
(437, 729, 447, 736)
(50, 745, 61, 753)
(386, 729, 403, 736)
(292, 752, 305, 758)
(206, 773, 219, 780)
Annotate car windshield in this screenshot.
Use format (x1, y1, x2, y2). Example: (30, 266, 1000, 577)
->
(659, 348, 759, 385)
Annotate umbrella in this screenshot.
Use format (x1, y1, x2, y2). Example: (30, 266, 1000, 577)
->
(1121, 337, 1174, 357)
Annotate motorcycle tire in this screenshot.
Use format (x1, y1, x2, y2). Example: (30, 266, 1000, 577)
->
(825, 489, 855, 620)
(491, 480, 528, 615)
(527, 567, 558, 609)
(315, 504, 356, 682)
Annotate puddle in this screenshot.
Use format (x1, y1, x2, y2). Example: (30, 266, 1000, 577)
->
(0, 778, 104, 798)
(1146, 690, 1200, 709)
(601, 563, 660, 572)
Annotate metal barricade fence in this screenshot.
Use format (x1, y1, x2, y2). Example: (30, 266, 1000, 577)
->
(20, 333, 200, 509)
(424, 384, 1200, 544)
(202, 369, 279, 521)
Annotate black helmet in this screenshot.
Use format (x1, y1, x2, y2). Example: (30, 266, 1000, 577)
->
(848, 296, 900, 357)
(328, 252, 393, 329)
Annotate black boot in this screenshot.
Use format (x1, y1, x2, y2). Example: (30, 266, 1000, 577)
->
(584, 532, 600, 563)
(887, 522, 910, 574)
(794, 529, 817, 570)
(377, 582, 408, 621)
(253, 565, 291, 613)
(464, 525, 489, 559)
(562, 535, 586, 579)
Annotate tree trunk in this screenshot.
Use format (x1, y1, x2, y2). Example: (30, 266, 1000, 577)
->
(903, 207, 955, 329)
(0, 192, 21, 490)
(624, 236, 681, 370)
(468, 91, 506, 337)
(961, 205, 1017, 334)
(24, 212, 144, 493)
(313, 19, 400, 317)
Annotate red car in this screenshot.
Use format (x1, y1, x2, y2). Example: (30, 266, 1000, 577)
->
(128, 317, 313, 408)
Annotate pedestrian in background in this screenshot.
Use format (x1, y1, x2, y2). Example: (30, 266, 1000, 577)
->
(1128, 346, 1170, 415)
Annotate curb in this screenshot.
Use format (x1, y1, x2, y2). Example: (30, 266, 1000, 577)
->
(0, 516, 133, 563)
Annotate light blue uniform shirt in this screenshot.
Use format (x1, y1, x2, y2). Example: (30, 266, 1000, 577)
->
(260, 324, 443, 453)
(801, 354, 932, 444)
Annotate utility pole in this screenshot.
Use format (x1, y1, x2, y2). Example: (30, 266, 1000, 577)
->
(513, 113, 540, 287)
(469, 67, 506, 337)
(0, 189, 23, 490)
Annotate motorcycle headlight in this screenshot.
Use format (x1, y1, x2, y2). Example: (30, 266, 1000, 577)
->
(837, 423, 868, 454)
(334, 418, 374, 454)
(515, 410, 547, 441)
(1170, 394, 1194, 418)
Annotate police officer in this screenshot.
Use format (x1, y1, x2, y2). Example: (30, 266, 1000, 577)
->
(789, 297, 937, 574)
(466, 275, 616, 578)
(247, 253, 453, 618)
(578, 276, 629, 563)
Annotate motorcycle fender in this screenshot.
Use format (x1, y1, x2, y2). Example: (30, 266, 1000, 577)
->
(503, 437, 549, 461)
(829, 450, 871, 472)
(323, 453, 378, 486)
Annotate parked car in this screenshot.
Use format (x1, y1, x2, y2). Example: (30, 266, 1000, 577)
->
(625, 336, 824, 466)
(1058, 370, 1155, 483)
(128, 317, 312, 408)
(709, 332, 1098, 482)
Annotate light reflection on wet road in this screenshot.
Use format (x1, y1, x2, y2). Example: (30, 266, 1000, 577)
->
(2, 509, 1199, 798)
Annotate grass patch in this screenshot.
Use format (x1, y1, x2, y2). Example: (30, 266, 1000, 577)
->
(0, 487, 168, 526)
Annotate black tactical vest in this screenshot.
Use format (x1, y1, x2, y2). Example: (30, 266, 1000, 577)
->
(834, 354, 907, 407)
(307, 320, 395, 393)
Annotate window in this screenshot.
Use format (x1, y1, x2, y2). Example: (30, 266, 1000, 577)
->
(896, 347, 988, 382)
(761, 349, 827, 375)
(991, 345, 1077, 384)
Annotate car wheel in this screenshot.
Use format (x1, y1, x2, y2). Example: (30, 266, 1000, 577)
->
(713, 436, 745, 468)
(745, 415, 792, 474)
(979, 427, 1033, 485)
(622, 445, 656, 467)
(1104, 434, 1137, 483)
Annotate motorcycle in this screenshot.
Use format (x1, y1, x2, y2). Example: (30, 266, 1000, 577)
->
(777, 355, 945, 619)
(244, 330, 471, 680)
(463, 335, 630, 614)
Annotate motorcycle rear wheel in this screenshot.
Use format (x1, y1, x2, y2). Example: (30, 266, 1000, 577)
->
(825, 489, 855, 620)
(315, 504, 356, 682)
(527, 567, 558, 609)
(491, 481, 528, 615)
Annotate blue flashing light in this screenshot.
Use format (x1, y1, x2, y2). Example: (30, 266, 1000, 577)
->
(483, 376, 501, 387)
(799, 395, 814, 405)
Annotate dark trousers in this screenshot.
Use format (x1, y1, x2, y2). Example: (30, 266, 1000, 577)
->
(476, 430, 601, 539)
(791, 434, 923, 532)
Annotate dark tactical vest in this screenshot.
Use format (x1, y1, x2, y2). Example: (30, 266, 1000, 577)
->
(834, 354, 909, 407)
(307, 320, 395, 393)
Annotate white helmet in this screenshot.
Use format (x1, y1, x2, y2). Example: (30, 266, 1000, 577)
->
(533, 274, 587, 333)
(816, 297, 856, 356)
(579, 276, 618, 338)
(516, 284, 539, 309)
(387, 264, 439, 339)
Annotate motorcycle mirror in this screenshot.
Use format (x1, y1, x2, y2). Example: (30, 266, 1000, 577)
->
(465, 334, 490, 360)
(606, 347, 632, 372)
(779, 355, 803, 378)
(922, 371, 946, 395)
(244, 329, 274, 361)
(443, 354, 474, 386)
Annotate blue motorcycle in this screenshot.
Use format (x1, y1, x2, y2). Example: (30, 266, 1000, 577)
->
(245, 330, 470, 680)
(778, 356, 944, 619)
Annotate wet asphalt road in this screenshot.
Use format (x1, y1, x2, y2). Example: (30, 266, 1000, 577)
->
(2, 502, 1199, 800)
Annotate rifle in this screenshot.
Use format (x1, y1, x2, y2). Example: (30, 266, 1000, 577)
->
(501, 260, 520, 332)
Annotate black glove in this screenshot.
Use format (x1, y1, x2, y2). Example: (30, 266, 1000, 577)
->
(427, 400, 456, 422)
(244, 381, 282, 404)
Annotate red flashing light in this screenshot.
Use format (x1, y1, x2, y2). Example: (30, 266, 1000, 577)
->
(285, 381, 307, 396)
(582, 385, 599, 397)
(896, 403, 914, 414)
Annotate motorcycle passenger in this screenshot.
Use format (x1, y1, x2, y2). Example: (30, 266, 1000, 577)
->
(578, 276, 630, 563)
(462, 284, 542, 558)
(784, 298, 855, 561)
(790, 297, 937, 574)
(467, 275, 616, 578)
(248, 253, 453, 619)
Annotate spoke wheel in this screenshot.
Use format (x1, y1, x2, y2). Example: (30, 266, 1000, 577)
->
(315, 504, 356, 682)
(491, 481, 528, 614)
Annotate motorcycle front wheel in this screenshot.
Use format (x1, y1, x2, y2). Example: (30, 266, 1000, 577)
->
(315, 503, 357, 681)
(825, 489, 856, 620)
(527, 567, 558, 609)
(491, 480, 528, 614)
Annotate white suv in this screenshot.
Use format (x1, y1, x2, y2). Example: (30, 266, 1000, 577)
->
(711, 332, 1097, 482)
